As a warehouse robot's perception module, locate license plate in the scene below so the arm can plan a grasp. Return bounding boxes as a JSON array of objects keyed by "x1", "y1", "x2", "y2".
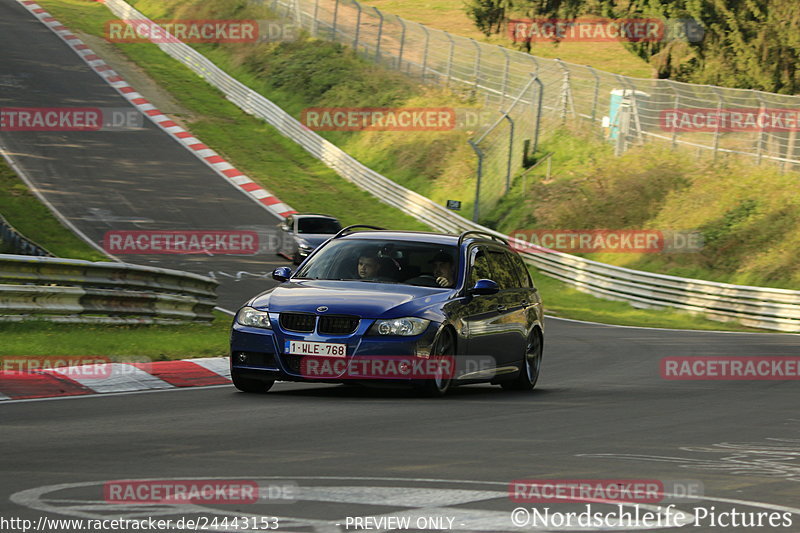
[{"x1": 285, "y1": 340, "x2": 346, "y2": 357}]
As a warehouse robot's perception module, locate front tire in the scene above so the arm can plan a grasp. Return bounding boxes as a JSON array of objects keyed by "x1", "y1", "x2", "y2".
[
  {"x1": 418, "y1": 328, "x2": 456, "y2": 397},
  {"x1": 232, "y1": 371, "x2": 275, "y2": 393},
  {"x1": 502, "y1": 329, "x2": 543, "y2": 391}
]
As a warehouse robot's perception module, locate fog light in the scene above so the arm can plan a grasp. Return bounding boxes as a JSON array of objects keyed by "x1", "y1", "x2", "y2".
[{"x1": 237, "y1": 352, "x2": 248, "y2": 363}]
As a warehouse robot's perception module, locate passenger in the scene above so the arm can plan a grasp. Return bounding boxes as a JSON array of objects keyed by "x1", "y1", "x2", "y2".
[{"x1": 430, "y1": 251, "x2": 456, "y2": 287}]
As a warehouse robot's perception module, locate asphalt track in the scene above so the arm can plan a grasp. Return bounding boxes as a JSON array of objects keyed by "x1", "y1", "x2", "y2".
[
  {"x1": 1, "y1": 0, "x2": 800, "y2": 531},
  {"x1": 0, "y1": 0, "x2": 283, "y2": 311}
]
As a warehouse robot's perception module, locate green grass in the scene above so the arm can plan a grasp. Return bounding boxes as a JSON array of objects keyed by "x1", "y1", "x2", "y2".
[
  {"x1": 0, "y1": 311, "x2": 232, "y2": 358},
  {"x1": 0, "y1": 157, "x2": 106, "y2": 261},
  {"x1": 358, "y1": 0, "x2": 654, "y2": 78},
  {"x1": 488, "y1": 127, "x2": 800, "y2": 290},
  {"x1": 29, "y1": 0, "x2": 774, "y2": 334}
]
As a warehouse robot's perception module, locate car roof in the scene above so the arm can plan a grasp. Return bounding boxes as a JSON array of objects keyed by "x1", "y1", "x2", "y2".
[{"x1": 339, "y1": 230, "x2": 504, "y2": 248}]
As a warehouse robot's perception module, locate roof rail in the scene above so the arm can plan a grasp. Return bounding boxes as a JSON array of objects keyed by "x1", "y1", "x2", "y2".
[
  {"x1": 334, "y1": 224, "x2": 387, "y2": 238},
  {"x1": 457, "y1": 230, "x2": 508, "y2": 247}
]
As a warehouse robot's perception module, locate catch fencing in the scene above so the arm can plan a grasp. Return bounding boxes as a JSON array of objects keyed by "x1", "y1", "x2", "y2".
[
  {"x1": 270, "y1": 0, "x2": 800, "y2": 216},
  {"x1": 0, "y1": 254, "x2": 218, "y2": 323},
  {"x1": 86, "y1": 0, "x2": 800, "y2": 332}
]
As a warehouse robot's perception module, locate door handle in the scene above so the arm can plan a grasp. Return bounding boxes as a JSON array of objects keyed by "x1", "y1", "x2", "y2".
[{"x1": 496, "y1": 304, "x2": 507, "y2": 312}]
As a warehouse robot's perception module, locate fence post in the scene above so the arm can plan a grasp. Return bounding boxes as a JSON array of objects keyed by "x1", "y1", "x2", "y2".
[
  {"x1": 555, "y1": 59, "x2": 572, "y2": 123},
  {"x1": 586, "y1": 65, "x2": 600, "y2": 125},
  {"x1": 331, "y1": 0, "x2": 340, "y2": 41},
  {"x1": 755, "y1": 92, "x2": 766, "y2": 165},
  {"x1": 421, "y1": 24, "x2": 430, "y2": 81},
  {"x1": 668, "y1": 81, "x2": 680, "y2": 149},
  {"x1": 468, "y1": 140, "x2": 484, "y2": 222},
  {"x1": 312, "y1": 0, "x2": 320, "y2": 37},
  {"x1": 373, "y1": 7, "x2": 384, "y2": 62},
  {"x1": 532, "y1": 75, "x2": 543, "y2": 154},
  {"x1": 445, "y1": 32, "x2": 455, "y2": 87},
  {"x1": 353, "y1": 2, "x2": 362, "y2": 52},
  {"x1": 397, "y1": 17, "x2": 406, "y2": 71},
  {"x1": 499, "y1": 46, "x2": 510, "y2": 105},
  {"x1": 711, "y1": 87, "x2": 724, "y2": 160},
  {"x1": 502, "y1": 112, "x2": 514, "y2": 193},
  {"x1": 471, "y1": 38, "x2": 481, "y2": 91}
]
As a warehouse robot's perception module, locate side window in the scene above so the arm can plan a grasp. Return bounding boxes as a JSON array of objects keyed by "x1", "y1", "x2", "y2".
[
  {"x1": 486, "y1": 249, "x2": 517, "y2": 290},
  {"x1": 508, "y1": 251, "x2": 531, "y2": 288},
  {"x1": 468, "y1": 246, "x2": 493, "y2": 287}
]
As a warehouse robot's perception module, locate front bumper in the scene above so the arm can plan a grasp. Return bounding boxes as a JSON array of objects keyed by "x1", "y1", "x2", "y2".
[{"x1": 230, "y1": 317, "x2": 440, "y2": 383}]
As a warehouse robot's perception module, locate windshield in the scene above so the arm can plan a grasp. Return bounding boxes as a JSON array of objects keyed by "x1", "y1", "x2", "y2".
[
  {"x1": 294, "y1": 239, "x2": 459, "y2": 287},
  {"x1": 296, "y1": 217, "x2": 341, "y2": 234}
]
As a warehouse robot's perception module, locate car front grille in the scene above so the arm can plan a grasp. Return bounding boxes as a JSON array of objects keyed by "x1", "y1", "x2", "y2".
[
  {"x1": 279, "y1": 313, "x2": 316, "y2": 332},
  {"x1": 318, "y1": 315, "x2": 360, "y2": 335}
]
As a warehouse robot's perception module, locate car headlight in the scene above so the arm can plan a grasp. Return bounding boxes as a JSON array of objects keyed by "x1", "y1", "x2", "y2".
[
  {"x1": 297, "y1": 240, "x2": 312, "y2": 250},
  {"x1": 236, "y1": 307, "x2": 272, "y2": 329},
  {"x1": 368, "y1": 317, "x2": 430, "y2": 336}
]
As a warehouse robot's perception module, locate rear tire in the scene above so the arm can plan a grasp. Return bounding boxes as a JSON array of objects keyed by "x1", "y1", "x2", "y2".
[
  {"x1": 418, "y1": 328, "x2": 456, "y2": 397},
  {"x1": 232, "y1": 371, "x2": 275, "y2": 393},
  {"x1": 502, "y1": 329, "x2": 542, "y2": 391}
]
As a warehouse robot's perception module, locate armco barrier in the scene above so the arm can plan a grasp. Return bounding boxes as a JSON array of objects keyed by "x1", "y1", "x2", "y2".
[
  {"x1": 55, "y1": 2, "x2": 800, "y2": 333},
  {"x1": 0, "y1": 254, "x2": 218, "y2": 323}
]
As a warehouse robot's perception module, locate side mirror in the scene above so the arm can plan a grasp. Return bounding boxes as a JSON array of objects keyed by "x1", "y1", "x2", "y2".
[
  {"x1": 469, "y1": 279, "x2": 499, "y2": 295},
  {"x1": 272, "y1": 267, "x2": 292, "y2": 282}
]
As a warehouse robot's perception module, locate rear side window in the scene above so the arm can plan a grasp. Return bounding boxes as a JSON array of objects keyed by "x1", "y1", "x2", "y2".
[
  {"x1": 507, "y1": 251, "x2": 532, "y2": 288},
  {"x1": 486, "y1": 249, "x2": 518, "y2": 290}
]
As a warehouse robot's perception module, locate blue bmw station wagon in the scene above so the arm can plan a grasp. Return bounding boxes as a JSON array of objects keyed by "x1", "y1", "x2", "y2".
[{"x1": 230, "y1": 227, "x2": 544, "y2": 396}]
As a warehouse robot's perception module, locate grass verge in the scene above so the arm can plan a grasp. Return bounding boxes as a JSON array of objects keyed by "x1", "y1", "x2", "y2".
[{"x1": 0, "y1": 311, "x2": 232, "y2": 358}]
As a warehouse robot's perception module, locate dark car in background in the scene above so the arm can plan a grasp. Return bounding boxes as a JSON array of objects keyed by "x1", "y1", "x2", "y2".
[
  {"x1": 231, "y1": 227, "x2": 545, "y2": 397},
  {"x1": 277, "y1": 213, "x2": 342, "y2": 264}
]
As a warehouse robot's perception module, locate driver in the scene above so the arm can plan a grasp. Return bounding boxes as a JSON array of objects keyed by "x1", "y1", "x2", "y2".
[{"x1": 357, "y1": 252, "x2": 381, "y2": 279}]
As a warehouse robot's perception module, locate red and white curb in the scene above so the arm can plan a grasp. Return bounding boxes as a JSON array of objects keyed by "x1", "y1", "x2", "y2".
[
  {"x1": 0, "y1": 357, "x2": 232, "y2": 400},
  {"x1": 16, "y1": 0, "x2": 296, "y2": 220}
]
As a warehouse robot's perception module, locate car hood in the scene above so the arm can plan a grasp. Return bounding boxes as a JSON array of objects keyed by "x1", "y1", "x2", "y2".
[
  {"x1": 249, "y1": 280, "x2": 450, "y2": 319},
  {"x1": 295, "y1": 234, "x2": 334, "y2": 247}
]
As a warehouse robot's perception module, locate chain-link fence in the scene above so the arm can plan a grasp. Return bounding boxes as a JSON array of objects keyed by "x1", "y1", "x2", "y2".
[{"x1": 269, "y1": 0, "x2": 800, "y2": 217}]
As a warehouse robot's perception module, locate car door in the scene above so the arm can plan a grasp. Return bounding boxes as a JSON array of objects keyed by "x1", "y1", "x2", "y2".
[
  {"x1": 458, "y1": 245, "x2": 504, "y2": 370},
  {"x1": 507, "y1": 250, "x2": 542, "y2": 330},
  {"x1": 484, "y1": 247, "x2": 528, "y2": 368}
]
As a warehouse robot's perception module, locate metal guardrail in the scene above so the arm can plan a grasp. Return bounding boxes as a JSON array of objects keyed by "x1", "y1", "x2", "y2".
[
  {"x1": 0, "y1": 213, "x2": 53, "y2": 257},
  {"x1": 0, "y1": 254, "x2": 218, "y2": 323},
  {"x1": 93, "y1": 1, "x2": 800, "y2": 332}
]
